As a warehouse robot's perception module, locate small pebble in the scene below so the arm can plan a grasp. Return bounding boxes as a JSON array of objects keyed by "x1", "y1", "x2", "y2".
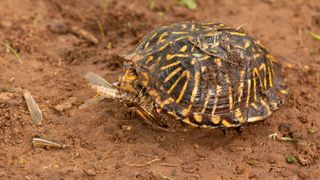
[
  {"x1": 84, "y1": 169, "x2": 96, "y2": 176},
  {"x1": 121, "y1": 125, "x2": 132, "y2": 131},
  {"x1": 114, "y1": 163, "x2": 121, "y2": 169},
  {"x1": 54, "y1": 97, "x2": 77, "y2": 112},
  {"x1": 48, "y1": 21, "x2": 68, "y2": 34}
]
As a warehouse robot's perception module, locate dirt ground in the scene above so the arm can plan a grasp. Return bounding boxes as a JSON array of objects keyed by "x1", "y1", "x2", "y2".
[{"x1": 0, "y1": 0, "x2": 320, "y2": 179}]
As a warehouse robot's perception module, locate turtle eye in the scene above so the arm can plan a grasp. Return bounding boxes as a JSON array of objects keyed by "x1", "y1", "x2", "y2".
[{"x1": 127, "y1": 69, "x2": 137, "y2": 77}]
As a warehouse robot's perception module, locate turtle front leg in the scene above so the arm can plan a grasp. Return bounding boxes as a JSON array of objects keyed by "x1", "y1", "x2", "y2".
[{"x1": 129, "y1": 106, "x2": 174, "y2": 132}]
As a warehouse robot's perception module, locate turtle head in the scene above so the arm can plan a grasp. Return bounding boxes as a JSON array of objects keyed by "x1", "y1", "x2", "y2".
[
  {"x1": 119, "y1": 61, "x2": 143, "y2": 96},
  {"x1": 266, "y1": 80, "x2": 288, "y2": 110},
  {"x1": 119, "y1": 68, "x2": 141, "y2": 95}
]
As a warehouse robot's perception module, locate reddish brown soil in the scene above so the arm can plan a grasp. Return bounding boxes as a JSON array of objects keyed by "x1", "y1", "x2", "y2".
[{"x1": 1, "y1": 0, "x2": 320, "y2": 179}]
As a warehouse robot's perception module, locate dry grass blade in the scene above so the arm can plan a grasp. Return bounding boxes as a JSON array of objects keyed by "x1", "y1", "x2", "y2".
[
  {"x1": 97, "y1": 20, "x2": 106, "y2": 41},
  {"x1": 23, "y1": 90, "x2": 43, "y2": 125},
  {"x1": 159, "y1": 163, "x2": 178, "y2": 167},
  {"x1": 85, "y1": 72, "x2": 114, "y2": 89},
  {"x1": 179, "y1": 0, "x2": 197, "y2": 10},
  {"x1": 125, "y1": 157, "x2": 160, "y2": 167},
  {"x1": 79, "y1": 94, "x2": 105, "y2": 109},
  {"x1": 70, "y1": 26, "x2": 99, "y2": 45},
  {"x1": 1, "y1": 41, "x2": 22, "y2": 63},
  {"x1": 310, "y1": 32, "x2": 320, "y2": 40}
]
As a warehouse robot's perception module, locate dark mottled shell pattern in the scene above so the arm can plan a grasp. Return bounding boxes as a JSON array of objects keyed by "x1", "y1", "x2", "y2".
[{"x1": 129, "y1": 22, "x2": 288, "y2": 128}]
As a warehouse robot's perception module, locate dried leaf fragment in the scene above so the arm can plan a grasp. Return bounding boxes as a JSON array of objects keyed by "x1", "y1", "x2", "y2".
[{"x1": 23, "y1": 90, "x2": 43, "y2": 125}]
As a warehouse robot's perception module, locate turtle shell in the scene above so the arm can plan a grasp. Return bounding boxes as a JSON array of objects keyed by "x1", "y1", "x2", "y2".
[{"x1": 129, "y1": 21, "x2": 288, "y2": 128}]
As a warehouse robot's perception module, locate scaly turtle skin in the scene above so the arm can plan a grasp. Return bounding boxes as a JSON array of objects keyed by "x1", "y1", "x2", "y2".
[{"x1": 92, "y1": 21, "x2": 288, "y2": 130}]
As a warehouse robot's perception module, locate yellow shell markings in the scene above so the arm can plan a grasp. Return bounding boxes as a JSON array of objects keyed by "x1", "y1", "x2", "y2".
[
  {"x1": 229, "y1": 31, "x2": 247, "y2": 37},
  {"x1": 222, "y1": 119, "x2": 232, "y2": 127},
  {"x1": 181, "y1": 24, "x2": 187, "y2": 29},
  {"x1": 253, "y1": 53, "x2": 262, "y2": 59},
  {"x1": 177, "y1": 72, "x2": 200, "y2": 104},
  {"x1": 171, "y1": 31, "x2": 189, "y2": 35},
  {"x1": 266, "y1": 54, "x2": 277, "y2": 63},
  {"x1": 144, "y1": 41, "x2": 150, "y2": 50},
  {"x1": 166, "y1": 53, "x2": 188, "y2": 60},
  {"x1": 148, "y1": 89, "x2": 159, "y2": 97},
  {"x1": 259, "y1": 63, "x2": 267, "y2": 90},
  {"x1": 255, "y1": 40, "x2": 267, "y2": 51},
  {"x1": 251, "y1": 103, "x2": 259, "y2": 110},
  {"x1": 247, "y1": 99, "x2": 271, "y2": 123},
  {"x1": 160, "y1": 61, "x2": 181, "y2": 71},
  {"x1": 253, "y1": 68, "x2": 263, "y2": 90},
  {"x1": 267, "y1": 65, "x2": 273, "y2": 87},
  {"x1": 159, "y1": 97, "x2": 175, "y2": 109},
  {"x1": 234, "y1": 45, "x2": 246, "y2": 50},
  {"x1": 237, "y1": 70, "x2": 245, "y2": 102},
  {"x1": 211, "y1": 115, "x2": 221, "y2": 125},
  {"x1": 211, "y1": 85, "x2": 222, "y2": 116},
  {"x1": 193, "y1": 113, "x2": 203, "y2": 123},
  {"x1": 201, "y1": 43, "x2": 209, "y2": 50},
  {"x1": 224, "y1": 74, "x2": 233, "y2": 111},
  {"x1": 260, "y1": 98, "x2": 272, "y2": 116},
  {"x1": 157, "y1": 32, "x2": 169, "y2": 43},
  {"x1": 154, "y1": 56, "x2": 162, "y2": 66},
  {"x1": 202, "y1": 26, "x2": 213, "y2": 31},
  {"x1": 201, "y1": 66, "x2": 207, "y2": 72},
  {"x1": 198, "y1": 55, "x2": 210, "y2": 61},
  {"x1": 182, "y1": 118, "x2": 198, "y2": 127},
  {"x1": 210, "y1": 85, "x2": 222, "y2": 124},
  {"x1": 191, "y1": 58, "x2": 196, "y2": 65},
  {"x1": 252, "y1": 72, "x2": 257, "y2": 101},
  {"x1": 179, "y1": 45, "x2": 188, "y2": 52},
  {"x1": 164, "y1": 67, "x2": 182, "y2": 83},
  {"x1": 142, "y1": 32, "x2": 158, "y2": 50},
  {"x1": 244, "y1": 40, "x2": 251, "y2": 49},
  {"x1": 205, "y1": 32, "x2": 221, "y2": 37},
  {"x1": 175, "y1": 71, "x2": 190, "y2": 103},
  {"x1": 140, "y1": 72, "x2": 150, "y2": 87},
  {"x1": 174, "y1": 35, "x2": 193, "y2": 42},
  {"x1": 214, "y1": 58, "x2": 222, "y2": 67},
  {"x1": 179, "y1": 71, "x2": 200, "y2": 116},
  {"x1": 191, "y1": 24, "x2": 196, "y2": 31},
  {"x1": 201, "y1": 89, "x2": 212, "y2": 113},
  {"x1": 159, "y1": 42, "x2": 170, "y2": 51},
  {"x1": 146, "y1": 56, "x2": 154, "y2": 63},
  {"x1": 149, "y1": 32, "x2": 158, "y2": 41},
  {"x1": 246, "y1": 79, "x2": 251, "y2": 107},
  {"x1": 189, "y1": 72, "x2": 200, "y2": 105},
  {"x1": 247, "y1": 115, "x2": 264, "y2": 123},
  {"x1": 234, "y1": 108, "x2": 244, "y2": 123},
  {"x1": 167, "y1": 70, "x2": 189, "y2": 94}
]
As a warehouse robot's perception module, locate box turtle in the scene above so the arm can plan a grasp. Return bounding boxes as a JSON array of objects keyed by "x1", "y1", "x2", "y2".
[{"x1": 87, "y1": 21, "x2": 288, "y2": 130}]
